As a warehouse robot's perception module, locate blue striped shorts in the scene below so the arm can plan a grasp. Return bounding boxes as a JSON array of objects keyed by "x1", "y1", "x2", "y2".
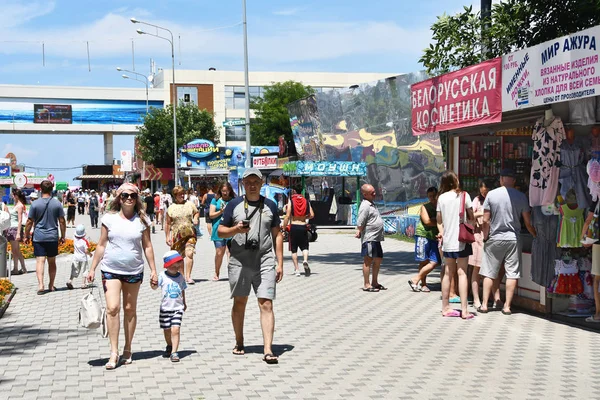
[{"x1": 159, "y1": 310, "x2": 183, "y2": 329}]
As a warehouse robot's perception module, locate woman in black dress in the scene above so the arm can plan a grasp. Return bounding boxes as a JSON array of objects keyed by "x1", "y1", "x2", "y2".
[{"x1": 67, "y1": 192, "x2": 76, "y2": 227}]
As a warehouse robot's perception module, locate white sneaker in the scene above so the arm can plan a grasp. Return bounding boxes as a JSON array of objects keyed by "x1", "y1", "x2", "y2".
[{"x1": 295, "y1": 270, "x2": 301, "y2": 276}]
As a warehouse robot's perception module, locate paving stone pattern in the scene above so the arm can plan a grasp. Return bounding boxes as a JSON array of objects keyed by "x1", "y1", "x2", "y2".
[{"x1": 1, "y1": 216, "x2": 599, "y2": 399}]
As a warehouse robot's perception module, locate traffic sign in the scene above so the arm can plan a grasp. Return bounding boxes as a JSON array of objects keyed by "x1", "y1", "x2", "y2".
[{"x1": 222, "y1": 119, "x2": 246, "y2": 128}]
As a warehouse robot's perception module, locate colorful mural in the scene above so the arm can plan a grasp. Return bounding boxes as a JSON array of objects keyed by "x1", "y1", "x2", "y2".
[
  {"x1": 288, "y1": 72, "x2": 445, "y2": 206},
  {"x1": 0, "y1": 98, "x2": 164, "y2": 125}
]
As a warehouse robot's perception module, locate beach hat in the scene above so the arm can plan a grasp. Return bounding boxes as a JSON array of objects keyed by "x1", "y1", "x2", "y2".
[
  {"x1": 163, "y1": 250, "x2": 183, "y2": 268},
  {"x1": 30, "y1": 192, "x2": 38, "y2": 199},
  {"x1": 75, "y1": 224, "x2": 86, "y2": 238},
  {"x1": 242, "y1": 168, "x2": 263, "y2": 179}
]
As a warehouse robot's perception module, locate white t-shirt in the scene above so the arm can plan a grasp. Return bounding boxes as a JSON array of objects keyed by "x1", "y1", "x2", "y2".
[
  {"x1": 99, "y1": 212, "x2": 147, "y2": 275},
  {"x1": 73, "y1": 237, "x2": 90, "y2": 262},
  {"x1": 437, "y1": 190, "x2": 472, "y2": 252},
  {"x1": 158, "y1": 271, "x2": 187, "y2": 312}
]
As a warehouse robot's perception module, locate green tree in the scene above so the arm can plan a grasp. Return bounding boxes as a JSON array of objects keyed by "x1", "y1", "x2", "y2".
[
  {"x1": 420, "y1": 0, "x2": 600, "y2": 75},
  {"x1": 250, "y1": 81, "x2": 315, "y2": 146},
  {"x1": 137, "y1": 103, "x2": 220, "y2": 168}
]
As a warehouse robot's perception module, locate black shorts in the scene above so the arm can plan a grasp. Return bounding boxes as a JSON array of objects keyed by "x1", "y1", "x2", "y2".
[
  {"x1": 33, "y1": 241, "x2": 59, "y2": 258},
  {"x1": 361, "y1": 241, "x2": 384, "y2": 259},
  {"x1": 147, "y1": 212, "x2": 155, "y2": 222},
  {"x1": 67, "y1": 207, "x2": 76, "y2": 220},
  {"x1": 205, "y1": 213, "x2": 212, "y2": 223},
  {"x1": 289, "y1": 224, "x2": 309, "y2": 253}
]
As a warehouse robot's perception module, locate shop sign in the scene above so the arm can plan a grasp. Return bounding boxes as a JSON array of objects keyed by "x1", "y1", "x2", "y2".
[
  {"x1": 0, "y1": 166, "x2": 10, "y2": 177},
  {"x1": 411, "y1": 58, "x2": 502, "y2": 135},
  {"x1": 253, "y1": 155, "x2": 278, "y2": 169},
  {"x1": 0, "y1": 175, "x2": 50, "y2": 186},
  {"x1": 277, "y1": 157, "x2": 290, "y2": 168},
  {"x1": 120, "y1": 150, "x2": 132, "y2": 172},
  {"x1": 503, "y1": 25, "x2": 600, "y2": 111},
  {"x1": 284, "y1": 161, "x2": 367, "y2": 177},
  {"x1": 181, "y1": 139, "x2": 219, "y2": 159},
  {"x1": 0, "y1": 158, "x2": 11, "y2": 165}
]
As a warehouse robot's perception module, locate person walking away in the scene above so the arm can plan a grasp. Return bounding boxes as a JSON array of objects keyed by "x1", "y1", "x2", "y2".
[
  {"x1": 218, "y1": 168, "x2": 284, "y2": 364},
  {"x1": 24, "y1": 180, "x2": 66, "y2": 294},
  {"x1": 165, "y1": 186, "x2": 199, "y2": 284},
  {"x1": 101, "y1": 191, "x2": 108, "y2": 213},
  {"x1": 188, "y1": 190, "x2": 202, "y2": 237},
  {"x1": 88, "y1": 190, "x2": 100, "y2": 228},
  {"x1": 143, "y1": 189, "x2": 156, "y2": 234},
  {"x1": 151, "y1": 250, "x2": 187, "y2": 362},
  {"x1": 409, "y1": 187, "x2": 440, "y2": 293},
  {"x1": 356, "y1": 184, "x2": 387, "y2": 292},
  {"x1": 5, "y1": 189, "x2": 27, "y2": 275},
  {"x1": 154, "y1": 192, "x2": 162, "y2": 229},
  {"x1": 283, "y1": 188, "x2": 315, "y2": 277},
  {"x1": 210, "y1": 182, "x2": 236, "y2": 281},
  {"x1": 66, "y1": 224, "x2": 92, "y2": 289},
  {"x1": 202, "y1": 188, "x2": 216, "y2": 237},
  {"x1": 479, "y1": 169, "x2": 536, "y2": 315},
  {"x1": 436, "y1": 171, "x2": 475, "y2": 319},
  {"x1": 86, "y1": 183, "x2": 158, "y2": 369}
]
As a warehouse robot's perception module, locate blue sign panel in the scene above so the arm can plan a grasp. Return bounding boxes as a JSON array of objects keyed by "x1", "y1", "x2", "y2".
[{"x1": 0, "y1": 165, "x2": 11, "y2": 177}]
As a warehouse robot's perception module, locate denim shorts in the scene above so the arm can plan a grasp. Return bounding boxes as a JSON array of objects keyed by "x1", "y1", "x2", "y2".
[
  {"x1": 443, "y1": 244, "x2": 473, "y2": 260},
  {"x1": 101, "y1": 270, "x2": 144, "y2": 291},
  {"x1": 213, "y1": 239, "x2": 228, "y2": 248},
  {"x1": 33, "y1": 241, "x2": 59, "y2": 258}
]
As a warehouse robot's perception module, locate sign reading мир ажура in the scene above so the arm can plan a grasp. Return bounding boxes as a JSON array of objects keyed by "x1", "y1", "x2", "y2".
[
  {"x1": 411, "y1": 58, "x2": 502, "y2": 135},
  {"x1": 502, "y1": 25, "x2": 600, "y2": 110}
]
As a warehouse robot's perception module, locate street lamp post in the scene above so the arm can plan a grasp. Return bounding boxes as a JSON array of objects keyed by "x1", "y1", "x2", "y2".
[
  {"x1": 131, "y1": 17, "x2": 179, "y2": 184},
  {"x1": 117, "y1": 67, "x2": 149, "y2": 114},
  {"x1": 242, "y1": 0, "x2": 252, "y2": 168}
]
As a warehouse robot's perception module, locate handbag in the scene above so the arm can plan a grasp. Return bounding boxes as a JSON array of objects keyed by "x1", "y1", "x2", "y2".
[
  {"x1": 458, "y1": 191, "x2": 475, "y2": 244},
  {"x1": 79, "y1": 286, "x2": 108, "y2": 337}
]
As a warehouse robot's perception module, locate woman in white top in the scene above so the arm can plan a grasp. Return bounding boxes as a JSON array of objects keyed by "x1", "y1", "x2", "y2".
[
  {"x1": 6, "y1": 190, "x2": 27, "y2": 275},
  {"x1": 436, "y1": 171, "x2": 475, "y2": 320},
  {"x1": 87, "y1": 183, "x2": 158, "y2": 370}
]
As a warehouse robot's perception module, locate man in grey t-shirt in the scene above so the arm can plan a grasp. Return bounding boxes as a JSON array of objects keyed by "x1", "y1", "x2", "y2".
[
  {"x1": 218, "y1": 168, "x2": 283, "y2": 364},
  {"x1": 480, "y1": 169, "x2": 536, "y2": 315},
  {"x1": 356, "y1": 184, "x2": 386, "y2": 292},
  {"x1": 24, "y1": 180, "x2": 66, "y2": 294}
]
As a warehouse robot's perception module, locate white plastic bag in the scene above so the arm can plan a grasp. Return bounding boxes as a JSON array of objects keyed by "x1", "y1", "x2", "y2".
[
  {"x1": 0, "y1": 203, "x2": 10, "y2": 232},
  {"x1": 79, "y1": 288, "x2": 105, "y2": 333}
]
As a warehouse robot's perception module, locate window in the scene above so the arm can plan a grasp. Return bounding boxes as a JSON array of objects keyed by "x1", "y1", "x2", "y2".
[
  {"x1": 225, "y1": 125, "x2": 247, "y2": 142},
  {"x1": 177, "y1": 87, "x2": 198, "y2": 104},
  {"x1": 224, "y1": 85, "x2": 266, "y2": 109}
]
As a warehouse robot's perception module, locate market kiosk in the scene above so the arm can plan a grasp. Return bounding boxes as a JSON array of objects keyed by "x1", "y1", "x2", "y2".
[
  {"x1": 411, "y1": 25, "x2": 600, "y2": 323},
  {"x1": 282, "y1": 160, "x2": 367, "y2": 226}
]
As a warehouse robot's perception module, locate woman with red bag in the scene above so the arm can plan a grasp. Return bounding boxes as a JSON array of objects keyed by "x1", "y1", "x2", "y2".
[{"x1": 436, "y1": 171, "x2": 475, "y2": 320}]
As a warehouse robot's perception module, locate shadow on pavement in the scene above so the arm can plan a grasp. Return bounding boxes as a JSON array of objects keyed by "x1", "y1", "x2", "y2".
[
  {"x1": 88, "y1": 349, "x2": 199, "y2": 366},
  {"x1": 0, "y1": 325, "x2": 70, "y2": 356},
  {"x1": 242, "y1": 344, "x2": 294, "y2": 355},
  {"x1": 309, "y1": 250, "x2": 422, "y2": 276}
]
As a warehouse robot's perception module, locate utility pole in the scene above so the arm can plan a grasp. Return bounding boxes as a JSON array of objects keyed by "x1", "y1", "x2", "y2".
[{"x1": 242, "y1": 0, "x2": 252, "y2": 168}]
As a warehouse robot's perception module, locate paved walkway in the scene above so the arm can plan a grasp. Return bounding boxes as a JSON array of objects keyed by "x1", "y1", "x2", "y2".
[{"x1": 2, "y1": 214, "x2": 600, "y2": 399}]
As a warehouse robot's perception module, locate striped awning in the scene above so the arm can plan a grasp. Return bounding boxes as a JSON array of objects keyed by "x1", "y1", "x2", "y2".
[{"x1": 75, "y1": 175, "x2": 125, "y2": 180}]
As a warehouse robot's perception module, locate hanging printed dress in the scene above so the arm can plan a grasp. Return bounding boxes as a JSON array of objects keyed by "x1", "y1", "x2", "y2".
[{"x1": 529, "y1": 117, "x2": 566, "y2": 207}]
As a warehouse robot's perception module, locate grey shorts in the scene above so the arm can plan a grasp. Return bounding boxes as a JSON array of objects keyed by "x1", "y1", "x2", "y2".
[
  {"x1": 480, "y1": 240, "x2": 522, "y2": 279},
  {"x1": 228, "y1": 263, "x2": 276, "y2": 300}
]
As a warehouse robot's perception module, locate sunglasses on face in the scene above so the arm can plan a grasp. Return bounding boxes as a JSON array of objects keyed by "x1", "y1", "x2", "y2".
[{"x1": 120, "y1": 192, "x2": 138, "y2": 200}]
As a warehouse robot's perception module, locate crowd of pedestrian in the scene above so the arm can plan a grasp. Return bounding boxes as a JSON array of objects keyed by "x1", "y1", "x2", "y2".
[{"x1": 408, "y1": 168, "x2": 537, "y2": 319}]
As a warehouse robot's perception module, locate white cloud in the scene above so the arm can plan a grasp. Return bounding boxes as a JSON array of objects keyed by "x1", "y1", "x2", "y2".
[
  {"x1": 0, "y1": 1, "x2": 56, "y2": 28},
  {"x1": 2, "y1": 144, "x2": 39, "y2": 159},
  {"x1": 273, "y1": 7, "x2": 302, "y2": 16}
]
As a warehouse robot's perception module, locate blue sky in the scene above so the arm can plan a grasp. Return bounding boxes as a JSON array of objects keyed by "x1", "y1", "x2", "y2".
[{"x1": 0, "y1": 0, "x2": 492, "y2": 184}]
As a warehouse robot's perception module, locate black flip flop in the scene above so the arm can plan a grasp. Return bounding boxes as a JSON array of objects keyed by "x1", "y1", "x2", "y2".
[
  {"x1": 476, "y1": 306, "x2": 488, "y2": 314},
  {"x1": 263, "y1": 353, "x2": 279, "y2": 364},
  {"x1": 374, "y1": 284, "x2": 387, "y2": 291},
  {"x1": 362, "y1": 287, "x2": 379, "y2": 292},
  {"x1": 37, "y1": 289, "x2": 46, "y2": 295},
  {"x1": 502, "y1": 310, "x2": 512, "y2": 315},
  {"x1": 407, "y1": 280, "x2": 420, "y2": 292},
  {"x1": 232, "y1": 344, "x2": 245, "y2": 355}
]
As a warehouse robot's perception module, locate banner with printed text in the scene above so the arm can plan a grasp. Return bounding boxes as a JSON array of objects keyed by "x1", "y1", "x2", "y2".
[
  {"x1": 502, "y1": 25, "x2": 600, "y2": 111},
  {"x1": 411, "y1": 58, "x2": 502, "y2": 135}
]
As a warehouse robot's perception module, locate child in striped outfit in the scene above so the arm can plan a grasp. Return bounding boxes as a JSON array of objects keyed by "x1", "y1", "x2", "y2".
[{"x1": 152, "y1": 250, "x2": 187, "y2": 362}]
